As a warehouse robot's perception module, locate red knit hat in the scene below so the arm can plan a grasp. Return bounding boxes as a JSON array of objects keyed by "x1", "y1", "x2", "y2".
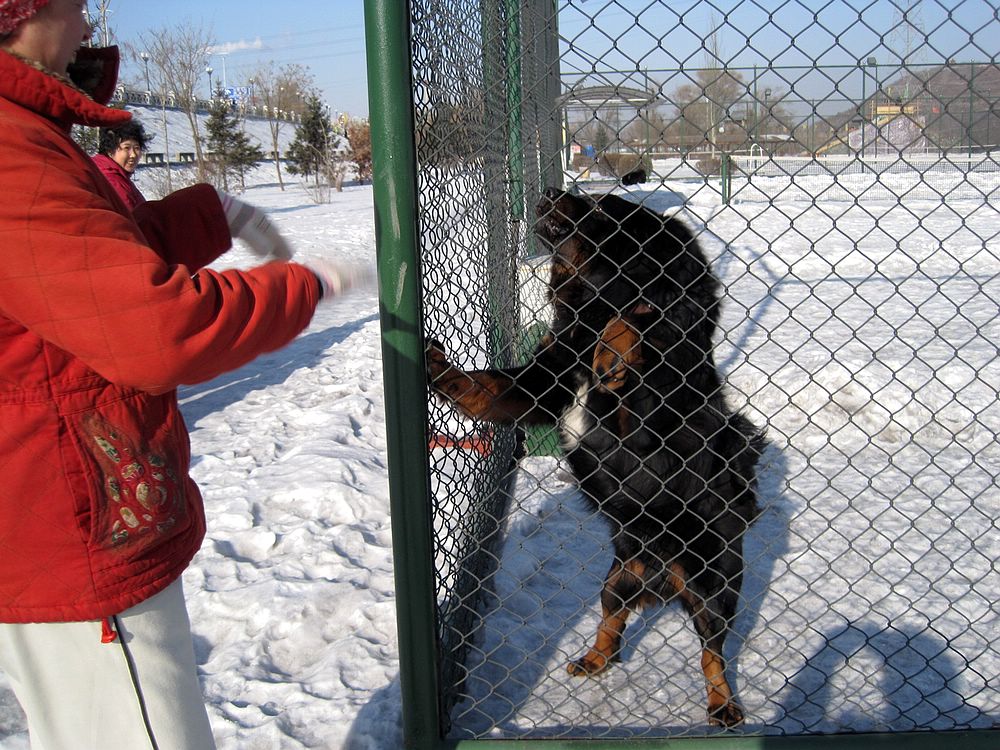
[{"x1": 0, "y1": 0, "x2": 50, "y2": 35}]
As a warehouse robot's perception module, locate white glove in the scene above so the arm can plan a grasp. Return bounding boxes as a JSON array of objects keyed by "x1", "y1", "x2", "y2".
[
  {"x1": 300, "y1": 258, "x2": 375, "y2": 301},
  {"x1": 216, "y1": 189, "x2": 293, "y2": 261}
]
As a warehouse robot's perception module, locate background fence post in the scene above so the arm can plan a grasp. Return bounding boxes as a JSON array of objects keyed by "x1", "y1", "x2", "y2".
[
  {"x1": 364, "y1": 2, "x2": 442, "y2": 748},
  {"x1": 721, "y1": 151, "x2": 732, "y2": 205}
]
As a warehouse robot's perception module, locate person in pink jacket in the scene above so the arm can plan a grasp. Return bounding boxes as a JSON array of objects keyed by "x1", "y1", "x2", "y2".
[
  {"x1": 0, "y1": 1, "x2": 359, "y2": 747},
  {"x1": 93, "y1": 119, "x2": 150, "y2": 210}
]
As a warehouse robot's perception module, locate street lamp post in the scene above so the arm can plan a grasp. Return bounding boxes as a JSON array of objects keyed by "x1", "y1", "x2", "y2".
[
  {"x1": 704, "y1": 95, "x2": 711, "y2": 154},
  {"x1": 860, "y1": 57, "x2": 877, "y2": 160},
  {"x1": 810, "y1": 100, "x2": 816, "y2": 155},
  {"x1": 161, "y1": 89, "x2": 173, "y2": 192},
  {"x1": 986, "y1": 89, "x2": 992, "y2": 153},
  {"x1": 140, "y1": 51, "x2": 151, "y2": 96},
  {"x1": 868, "y1": 57, "x2": 879, "y2": 157},
  {"x1": 206, "y1": 66, "x2": 214, "y2": 101},
  {"x1": 860, "y1": 62, "x2": 866, "y2": 158},
  {"x1": 968, "y1": 62, "x2": 977, "y2": 158}
]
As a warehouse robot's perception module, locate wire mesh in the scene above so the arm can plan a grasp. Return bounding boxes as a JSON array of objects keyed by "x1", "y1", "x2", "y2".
[{"x1": 409, "y1": 0, "x2": 1000, "y2": 741}]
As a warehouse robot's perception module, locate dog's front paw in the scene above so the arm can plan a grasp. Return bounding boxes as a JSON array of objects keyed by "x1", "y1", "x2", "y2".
[
  {"x1": 708, "y1": 700, "x2": 744, "y2": 728},
  {"x1": 425, "y1": 339, "x2": 453, "y2": 384},
  {"x1": 567, "y1": 648, "x2": 619, "y2": 677},
  {"x1": 425, "y1": 340, "x2": 475, "y2": 406}
]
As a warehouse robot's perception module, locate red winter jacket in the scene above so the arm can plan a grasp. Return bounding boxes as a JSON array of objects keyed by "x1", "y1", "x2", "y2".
[
  {"x1": 0, "y1": 47, "x2": 322, "y2": 623},
  {"x1": 92, "y1": 152, "x2": 146, "y2": 211}
]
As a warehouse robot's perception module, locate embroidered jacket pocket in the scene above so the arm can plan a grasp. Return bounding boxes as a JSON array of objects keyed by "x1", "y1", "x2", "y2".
[{"x1": 65, "y1": 404, "x2": 189, "y2": 555}]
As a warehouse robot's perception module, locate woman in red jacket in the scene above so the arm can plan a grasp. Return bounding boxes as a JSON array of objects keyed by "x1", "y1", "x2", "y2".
[
  {"x1": 93, "y1": 119, "x2": 150, "y2": 210},
  {"x1": 0, "y1": 1, "x2": 357, "y2": 748}
]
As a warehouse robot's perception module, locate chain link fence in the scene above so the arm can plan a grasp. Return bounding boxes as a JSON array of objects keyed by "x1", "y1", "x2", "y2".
[{"x1": 380, "y1": 0, "x2": 1000, "y2": 743}]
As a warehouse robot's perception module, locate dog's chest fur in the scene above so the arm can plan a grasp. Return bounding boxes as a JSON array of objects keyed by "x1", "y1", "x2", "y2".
[
  {"x1": 558, "y1": 373, "x2": 631, "y2": 456},
  {"x1": 558, "y1": 379, "x2": 593, "y2": 452}
]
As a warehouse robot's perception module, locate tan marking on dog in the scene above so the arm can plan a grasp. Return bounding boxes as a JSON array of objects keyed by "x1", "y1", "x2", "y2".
[
  {"x1": 568, "y1": 559, "x2": 647, "y2": 677},
  {"x1": 593, "y1": 317, "x2": 642, "y2": 392}
]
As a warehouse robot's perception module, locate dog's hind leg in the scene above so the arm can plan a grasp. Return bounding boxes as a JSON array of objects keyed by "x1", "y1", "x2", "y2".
[
  {"x1": 669, "y1": 562, "x2": 745, "y2": 728},
  {"x1": 568, "y1": 558, "x2": 646, "y2": 677}
]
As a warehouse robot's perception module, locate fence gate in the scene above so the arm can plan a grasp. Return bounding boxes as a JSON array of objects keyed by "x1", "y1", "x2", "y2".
[{"x1": 365, "y1": 0, "x2": 1000, "y2": 747}]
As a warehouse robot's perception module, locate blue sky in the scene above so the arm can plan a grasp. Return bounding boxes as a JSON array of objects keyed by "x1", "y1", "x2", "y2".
[
  {"x1": 107, "y1": 0, "x2": 369, "y2": 117},
  {"x1": 104, "y1": 0, "x2": 997, "y2": 120},
  {"x1": 558, "y1": 0, "x2": 998, "y2": 114}
]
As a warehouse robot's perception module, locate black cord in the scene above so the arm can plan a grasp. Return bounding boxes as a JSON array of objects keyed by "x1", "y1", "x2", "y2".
[{"x1": 112, "y1": 615, "x2": 160, "y2": 750}]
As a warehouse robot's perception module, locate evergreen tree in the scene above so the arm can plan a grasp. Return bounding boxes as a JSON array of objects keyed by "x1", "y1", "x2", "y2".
[
  {"x1": 592, "y1": 122, "x2": 611, "y2": 154},
  {"x1": 72, "y1": 125, "x2": 100, "y2": 155},
  {"x1": 286, "y1": 95, "x2": 334, "y2": 184},
  {"x1": 205, "y1": 99, "x2": 264, "y2": 191}
]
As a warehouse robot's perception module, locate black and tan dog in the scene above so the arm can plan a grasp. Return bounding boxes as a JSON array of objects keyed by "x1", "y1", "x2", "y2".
[{"x1": 427, "y1": 187, "x2": 765, "y2": 727}]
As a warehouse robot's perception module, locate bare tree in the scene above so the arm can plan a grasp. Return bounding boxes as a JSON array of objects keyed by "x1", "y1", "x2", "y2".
[
  {"x1": 84, "y1": 1, "x2": 114, "y2": 47},
  {"x1": 132, "y1": 22, "x2": 216, "y2": 181},
  {"x1": 250, "y1": 62, "x2": 313, "y2": 190},
  {"x1": 302, "y1": 131, "x2": 349, "y2": 204},
  {"x1": 621, "y1": 109, "x2": 669, "y2": 150},
  {"x1": 673, "y1": 68, "x2": 746, "y2": 150}
]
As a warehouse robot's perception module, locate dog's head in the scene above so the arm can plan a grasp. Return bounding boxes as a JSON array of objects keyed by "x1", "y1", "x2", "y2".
[
  {"x1": 535, "y1": 188, "x2": 592, "y2": 245},
  {"x1": 534, "y1": 188, "x2": 672, "y2": 312},
  {"x1": 534, "y1": 188, "x2": 637, "y2": 247},
  {"x1": 534, "y1": 187, "x2": 677, "y2": 264},
  {"x1": 534, "y1": 187, "x2": 718, "y2": 330}
]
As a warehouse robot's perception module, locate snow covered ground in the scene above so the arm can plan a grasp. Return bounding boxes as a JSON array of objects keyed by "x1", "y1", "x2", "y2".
[{"x1": 0, "y1": 163, "x2": 997, "y2": 748}]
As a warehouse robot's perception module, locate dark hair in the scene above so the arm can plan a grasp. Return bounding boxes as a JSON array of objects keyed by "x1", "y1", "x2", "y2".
[{"x1": 98, "y1": 120, "x2": 152, "y2": 156}]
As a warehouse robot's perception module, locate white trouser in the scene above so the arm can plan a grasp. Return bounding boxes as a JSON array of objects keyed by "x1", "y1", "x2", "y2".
[{"x1": 0, "y1": 578, "x2": 215, "y2": 750}]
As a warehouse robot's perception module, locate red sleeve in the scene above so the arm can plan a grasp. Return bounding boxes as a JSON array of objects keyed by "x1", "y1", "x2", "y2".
[
  {"x1": 132, "y1": 184, "x2": 232, "y2": 270},
  {"x1": 0, "y1": 134, "x2": 321, "y2": 394}
]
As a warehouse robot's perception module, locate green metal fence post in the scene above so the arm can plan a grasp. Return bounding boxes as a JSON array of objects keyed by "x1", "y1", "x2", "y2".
[{"x1": 364, "y1": 2, "x2": 441, "y2": 748}]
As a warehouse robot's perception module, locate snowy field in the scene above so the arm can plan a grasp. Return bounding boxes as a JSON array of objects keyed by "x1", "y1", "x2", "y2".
[
  {"x1": 0, "y1": 163, "x2": 998, "y2": 748},
  {"x1": 427, "y1": 168, "x2": 1000, "y2": 739}
]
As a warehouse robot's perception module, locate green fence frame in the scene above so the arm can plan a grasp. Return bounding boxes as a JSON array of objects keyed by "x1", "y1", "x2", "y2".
[
  {"x1": 365, "y1": 2, "x2": 999, "y2": 748},
  {"x1": 365, "y1": 2, "x2": 441, "y2": 745}
]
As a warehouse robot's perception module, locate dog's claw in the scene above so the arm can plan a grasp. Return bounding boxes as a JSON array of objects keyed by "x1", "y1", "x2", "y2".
[
  {"x1": 425, "y1": 339, "x2": 452, "y2": 383},
  {"x1": 567, "y1": 650, "x2": 618, "y2": 677},
  {"x1": 708, "y1": 701, "x2": 744, "y2": 728}
]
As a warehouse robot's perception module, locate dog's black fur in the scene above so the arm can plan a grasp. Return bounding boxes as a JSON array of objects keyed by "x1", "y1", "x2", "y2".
[{"x1": 427, "y1": 188, "x2": 765, "y2": 727}]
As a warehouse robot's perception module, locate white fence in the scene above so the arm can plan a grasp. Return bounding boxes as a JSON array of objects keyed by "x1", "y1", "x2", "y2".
[{"x1": 728, "y1": 154, "x2": 1000, "y2": 204}]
